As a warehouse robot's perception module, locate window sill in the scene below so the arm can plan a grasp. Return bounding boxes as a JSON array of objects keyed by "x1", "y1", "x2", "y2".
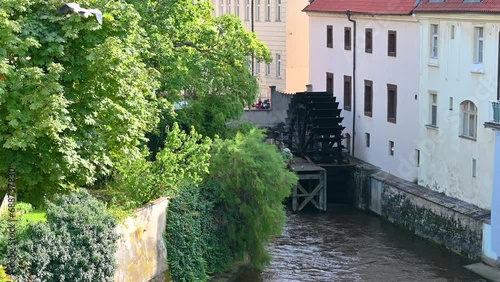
[
  {"x1": 458, "y1": 135, "x2": 477, "y2": 141},
  {"x1": 470, "y1": 63, "x2": 484, "y2": 74},
  {"x1": 428, "y1": 59, "x2": 439, "y2": 67},
  {"x1": 425, "y1": 124, "x2": 438, "y2": 129}
]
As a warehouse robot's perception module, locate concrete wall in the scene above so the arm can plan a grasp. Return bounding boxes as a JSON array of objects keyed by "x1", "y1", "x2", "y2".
[
  {"x1": 354, "y1": 164, "x2": 490, "y2": 260},
  {"x1": 240, "y1": 87, "x2": 293, "y2": 127},
  {"x1": 114, "y1": 197, "x2": 170, "y2": 282},
  {"x1": 307, "y1": 13, "x2": 420, "y2": 183},
  {"x1": 416, "y1": 14, "x2": 498, "y2": 210}
]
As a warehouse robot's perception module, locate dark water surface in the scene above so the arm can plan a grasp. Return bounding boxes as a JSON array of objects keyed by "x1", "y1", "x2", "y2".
[{"x1": 235, "y1": 207, "x2": 487, "y2": 282}]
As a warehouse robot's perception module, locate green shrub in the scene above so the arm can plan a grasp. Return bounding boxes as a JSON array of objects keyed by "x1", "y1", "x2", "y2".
[
  {"x1": 8, "y1": 190, "x2": 119, "y2": 282},
  {"x1": 165, "y1": 184, "x2": 209, "y2": 282},
  {"x1": 209, "y1": 128, "x2": 298, "y2": 269},
  {"x1": 164, "y1": 181, "x2": 233, "y2": 282}
]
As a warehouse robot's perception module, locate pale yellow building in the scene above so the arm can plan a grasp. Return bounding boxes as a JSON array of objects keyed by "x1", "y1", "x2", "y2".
[{"x1": 212, "y1": 0, "x2": 309, "y2": 99}]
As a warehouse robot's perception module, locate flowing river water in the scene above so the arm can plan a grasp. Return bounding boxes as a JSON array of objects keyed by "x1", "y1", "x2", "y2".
[{"x1": 233, "y1": 207, "x2": 488, "y2": 282}]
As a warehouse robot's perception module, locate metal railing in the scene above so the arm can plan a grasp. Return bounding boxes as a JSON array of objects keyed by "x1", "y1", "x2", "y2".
[{"x1": 490, "y1": 100, "x2": 500, "y2": 123}]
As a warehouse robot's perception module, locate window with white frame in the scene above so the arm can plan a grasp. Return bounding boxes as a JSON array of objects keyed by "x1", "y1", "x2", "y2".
[
  {"x1": 227, "y1": 0, "x2": 231, "y2": 14},
  {"x1": 256, "y1": 61, "x2": 261, "y2": 74},
  {"x1": 460, "y1": 100, "x2": 477, "y2": 139},
  {"x1": 256, "y1": 0, "x2": 261, "y2": 21},
  {"x1": 266, "y1": 0, "x2": 271, "y2": 21},
  {"x1": 276, "y1": 0, "x2": 281, "y2": 21},
  {"x1": 429, "y1": 92, "x2": 438, "y2": 126},
  {"x1": 276, "y1": 54, "x2": 281, "y2": 77},
  {"x1": 431, "y1": 24, "x2": 439, "y2": 59},
  {"x1": 245, "y1": 0, "x2": 250, "y2": 20},
  {"x1": 220, "y1": 0, "x2": 224, "y2": 15},
  {"x1": 265, "y1": 63, "x2": 271, "y2": 76},
  {"x1": 474, "y1": 27, "x2": 484, "y2": 64},
  {"x1": 236, "y1": 0, "x2": 240, "y2": 16}
]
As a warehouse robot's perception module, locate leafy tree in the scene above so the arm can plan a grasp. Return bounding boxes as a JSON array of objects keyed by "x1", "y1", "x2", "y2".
[
  {"x1": 110, "y1": 123, "x2": 212, "y2": 209},
  {"x1": 208, "y1": 128, "x2": 298, "y2": 269},
  {"x1": 128, "y1": 0, "x2": 272, "y2": 138},
  {"x1": 0, "y1": 0, "x2": 162, "y2": 202}
]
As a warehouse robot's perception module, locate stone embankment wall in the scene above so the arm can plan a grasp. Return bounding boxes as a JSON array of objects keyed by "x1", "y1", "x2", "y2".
[
  {"x1": 114, "y1": 197, "x2": 170, "y2": 282},
  {"x1": 353, "y1": 162, "x2": 490, "y2": 260}
]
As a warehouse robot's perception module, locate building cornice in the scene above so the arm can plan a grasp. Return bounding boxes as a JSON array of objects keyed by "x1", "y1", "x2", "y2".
[
  {"x1": 305, "y1": 11, "x2": 419, "y2": 23},
  {"x1": 415, "y1": 12, "x2": 500, "y2": 22}
]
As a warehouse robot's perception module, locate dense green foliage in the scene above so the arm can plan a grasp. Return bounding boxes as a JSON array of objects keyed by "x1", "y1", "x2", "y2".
[
  {"x1": 129, "y1": 0, "x2": 271, "y2": 139},
  {"x1": 110, "y1": 123, "x2": 212, "y2": 209},
  {"x1": 5, "y1": 190, "x2": 118, "y2": 282},
  {"x1": 165, "y1": 129, "x2": 298, "y2": 281},
  {"x1": 209, "y1": 129, "x2": 298, "y2": 269},
  {"x1": 164, "y1": 182, "x2": 233, "y2": 282},
  {"x1": 0, "y1": 0, "x2": 162, "y2": 202}
]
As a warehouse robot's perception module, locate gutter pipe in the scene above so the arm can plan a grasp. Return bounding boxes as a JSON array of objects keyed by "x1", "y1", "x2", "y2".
[{"x1": 346, "y1": 10, "x2": 356, "y2": 158}]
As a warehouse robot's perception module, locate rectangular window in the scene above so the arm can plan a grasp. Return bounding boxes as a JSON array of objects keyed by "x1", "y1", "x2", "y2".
[
  {"x1": 429, "y1": 92, "x2": 437, "y2": 126},
  {"x1": 474, "y1": 27, "x2": 484, "y2": 64},
  {"x1": 364, "y1": 80, "x2": 373, "y2": 117},
  {"x1": 327, "y1": 25, "x2": 333, "y2": 48},
  {"x1": 365, "y1": 28, "x2": 372, "y2": 53},
  {"x1": 266, "y1": 0, "x2": 271, "y2": 21},
  {"x1": 449, "y1": 97, "x2": 453, "y2": 111},
  {"x1": 344, "y1": 75, "x2": 352, "y2": 111},
  {"x1": 265, "y1": 63, "x2": 271, "y2": 76},
  {"x1": 276, "y1": 54, "x2": 281, "y2": 77},
  {"x1": 220, "y1": 0, "x2": 224, "y2": 15},
  {"x1": 365, "y1": 133, "x2": 371, "y2": 147},
  {"x1": 387, "y1": 84, "x2": 397, "y2": 123},
  {"x1": 388, "y1": 30, "x2": 397, "y2": 57},
  {"x1": 227, "y1": 0, "x2": 232, "y2": 14},
  {"x1": 276, "y1": 0, "x2": 281, "y2": 21},
  {"x1": 236, "y1": 0, "x2": 240, "y2": 16},
  {"x1": 431, "y1": 24, "x2": 439, "y2": 59},
  {"x1": 344, "y1": 27, "x2": 351, "y2": 50},
  {"x1": 256, "y1": 0, "x2": 260, "y2": 21},
  {"x1": 389, "y1": 141, "x2": 395, "y2": 156},
  {"x1": 245, "y1": 0, "x2": 250, "y2": 20},
  {"x1": 326, "y1": 73, "x2": 334, "y2": 94},
  {"x1": 472, "y1": 158, "x2": 477, "y2": 178},
  {"x1": 415, "y1": 149, "x2": 420, "y2": 167},
  {"x1": 256, "y1": 62, "x2": 260, "y2": 74}
]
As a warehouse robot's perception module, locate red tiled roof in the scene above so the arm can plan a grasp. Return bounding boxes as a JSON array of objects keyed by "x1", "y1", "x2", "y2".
[
  {"x1": 415, "y1": 0, "x2": 500, "y2": 13},
  {"x1": 303, "y1": 0, "x2": 418, "y2": 15}
]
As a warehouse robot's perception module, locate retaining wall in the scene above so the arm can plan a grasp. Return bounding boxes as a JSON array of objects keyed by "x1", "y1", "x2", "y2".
[
  {"x1": 114, "y1": 197, "x2": 170, "y2": 282},
  {"x1": 353, "y1": 164, "x2": 490, "y2": 260}
]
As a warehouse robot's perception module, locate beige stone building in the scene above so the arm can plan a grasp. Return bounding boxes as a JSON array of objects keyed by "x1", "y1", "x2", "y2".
[{"x1": 212, "y1": 0, "x2": 309, "y2": 100}]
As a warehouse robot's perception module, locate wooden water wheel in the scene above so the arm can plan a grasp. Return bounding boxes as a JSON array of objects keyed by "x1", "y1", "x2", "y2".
[{"x1": 285, "y1": 92, "x2": 346, "y2": 164}]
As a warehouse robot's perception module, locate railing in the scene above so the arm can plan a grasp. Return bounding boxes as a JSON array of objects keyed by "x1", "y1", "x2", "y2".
[{"x1": 490, "y1": 100, "x2": 500, "y2": 123}]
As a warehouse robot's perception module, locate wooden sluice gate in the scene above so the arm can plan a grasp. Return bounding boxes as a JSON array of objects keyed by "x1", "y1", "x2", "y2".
[{"x1": 290, "y1": 162, "x2": 327, "y2": 212}]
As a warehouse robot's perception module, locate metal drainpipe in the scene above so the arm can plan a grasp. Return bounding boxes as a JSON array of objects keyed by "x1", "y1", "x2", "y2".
[
  {"x1": 497, "y1": 31, "x2": 500, "y2": 100},
  {"x1": 347, "y1": 10, "x2": 356, "y2": 158},
  {"x1": 251, "y1": 0, "x2": 255, "y2": 75}
]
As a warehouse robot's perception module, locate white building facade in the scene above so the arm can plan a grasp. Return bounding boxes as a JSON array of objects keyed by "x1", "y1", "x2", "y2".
[
  {"x1": 415, "y1": 11, "x2": 497, "y2": 211},
  {"x1": 305, "y1": 1, "x2": 420, "y2": 182},
  {"x1": 415, "y1": 1, "x2": 500, "y2": 264}
]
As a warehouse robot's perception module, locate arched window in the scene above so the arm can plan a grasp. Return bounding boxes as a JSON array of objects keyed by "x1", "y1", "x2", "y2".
[{"x1": 460, "y1": 100, "x2": 477, "y2": 139}]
